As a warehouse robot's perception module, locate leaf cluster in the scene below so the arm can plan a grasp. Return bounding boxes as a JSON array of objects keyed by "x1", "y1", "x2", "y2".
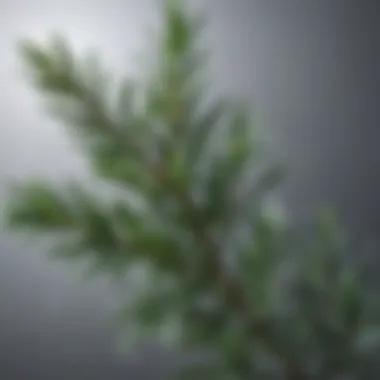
[{"x1": 5, "y1": 1, "x2": 379, "y2": 379}]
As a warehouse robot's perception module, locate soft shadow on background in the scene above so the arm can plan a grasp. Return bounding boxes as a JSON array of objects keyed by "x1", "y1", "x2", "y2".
[{"x1": 0, "y1": 0, "x2": 379, "y2": 379}]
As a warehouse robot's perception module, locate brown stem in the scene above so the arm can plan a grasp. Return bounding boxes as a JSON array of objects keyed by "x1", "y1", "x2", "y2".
[
  {"x1": 78, "y1": 94, "x2": 308, "y2": 378},
  {"x1": 154, "y1": 166, "x2": 308, "y2": 380}
]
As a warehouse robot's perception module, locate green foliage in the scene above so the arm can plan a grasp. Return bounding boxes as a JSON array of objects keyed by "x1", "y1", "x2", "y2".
[{"x1": 5, "y1": 0, "x2": 379, "y2": 379}]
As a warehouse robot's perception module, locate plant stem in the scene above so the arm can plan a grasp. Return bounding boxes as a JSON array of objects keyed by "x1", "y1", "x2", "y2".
[{"x1": 155, "y1": 166, "x2": 308, "y2": 380}]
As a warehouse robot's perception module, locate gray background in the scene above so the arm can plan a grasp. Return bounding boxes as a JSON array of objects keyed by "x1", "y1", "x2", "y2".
[{"x1": 0, "y1": 0, "x2": 379, "y2": 378}]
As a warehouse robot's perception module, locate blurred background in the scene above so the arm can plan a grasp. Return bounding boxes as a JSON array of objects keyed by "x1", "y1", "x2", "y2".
[{"x1": 0, "y1": 0, "x2": 379, "y2": 378}]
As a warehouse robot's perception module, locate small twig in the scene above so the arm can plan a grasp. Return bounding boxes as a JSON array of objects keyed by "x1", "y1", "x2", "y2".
[{"x1": 154, "y1": 165, "x2": 308, "y2": 380}]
